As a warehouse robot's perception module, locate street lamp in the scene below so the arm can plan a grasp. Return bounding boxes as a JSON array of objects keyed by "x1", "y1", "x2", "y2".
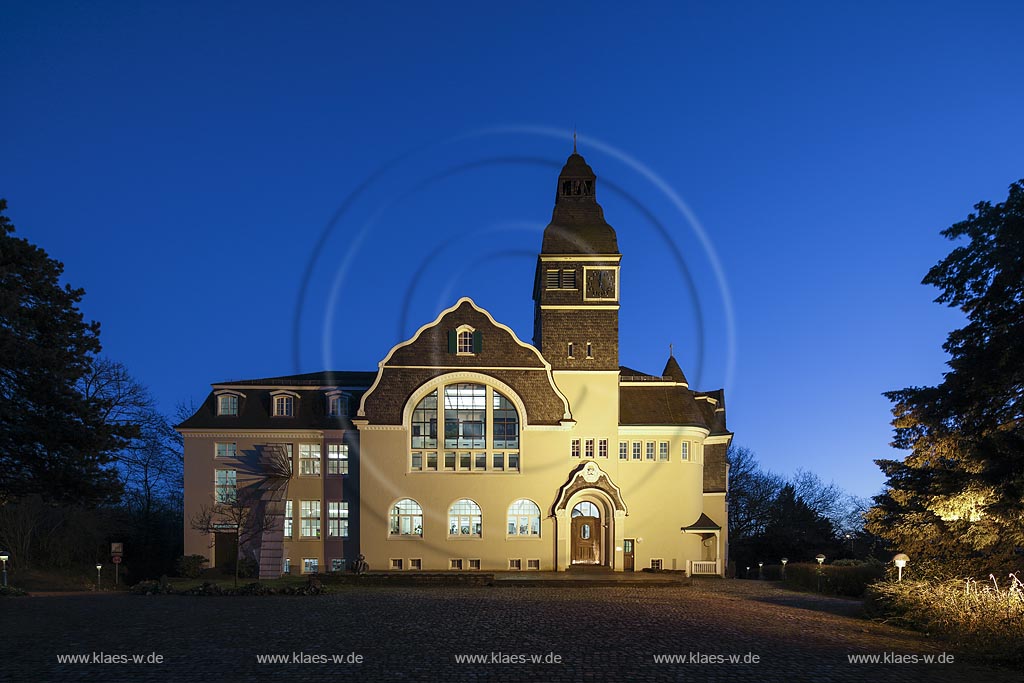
[
  {"x1": 0, "y1": 551, "x2": 8, "y2": 587},
  {"x1": 758, "y1": 562, "x2": 764, "y2": 580},
  {"x1": 95, "y1": 563, "x2": 102, "y2": 591},
  {"x1": 845, "y1": 533, "x2": 853, "y2": 556},
  {"x1": 780, "y1": 557, "x2": 788, "y2": 579},
  {"x1": 893, "y1": 553, "x2": 909, "y2": 582},
  {"x1": 815, "y1": 554, "x2": 826, "y2": 593}
]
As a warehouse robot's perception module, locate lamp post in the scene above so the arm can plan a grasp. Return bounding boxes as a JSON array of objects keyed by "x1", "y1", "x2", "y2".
[
  {"x1": 893, "y1": 553, "x2": 909, "y2": 582},
  {"x1": 758, "y1": 562, "x2": 763, "y2": 580},
  {"x1": 745, "y1": 566, "x2": 750, "y2": 579},
  {"x1": 780, "y1": 557, "x2": 788, "y2": 579},
  {"x1": 845, "y1": 533, "x2": 853, "y2": 557},
  {"x1": 0, "y1": 551, "x2": 9, "y2": 587},
  {"x1": 95, "y1": 563, "x2": 102, "y2": 591},
  {"x1": 815, "y1": 554, "x2": 826, "y2": 593}
]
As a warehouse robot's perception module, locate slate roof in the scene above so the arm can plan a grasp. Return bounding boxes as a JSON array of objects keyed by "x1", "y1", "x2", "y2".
[
  {"x1": 681, "y1": 513, "x2": 722, "y2": 531},
  {"x1": 619, "y1": 384, "x2": 711, "y2": 429},
  {"x1": 662, "y1": 355, "x2": 688, "y2": 384},
  {"x1": 177, "y1": 370, "x2": 376, "y2": 430}
]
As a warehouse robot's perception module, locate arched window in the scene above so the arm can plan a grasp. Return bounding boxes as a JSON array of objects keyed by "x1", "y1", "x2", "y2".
[
  {"x1": 448, "y1": 499, "x2": 481, "y2": 537},
  {"x1": 409, "y1": 381, "x2": 521, "y2": 473},
  {"x1": 411, "y1": 390, "x2": 438, "y2": 448},
  {"x1": 493, "y1": 391, "x2": 519, "y2": 449},
  {"x1": 571, "y1": 501, "x2": 600, "y2": 518},
  {"x1": 390, "y1": 498, "x2": 423, "y2": 536},
  {"x1": 507, "y1": 499, "x2": 540, "y2": 536}
]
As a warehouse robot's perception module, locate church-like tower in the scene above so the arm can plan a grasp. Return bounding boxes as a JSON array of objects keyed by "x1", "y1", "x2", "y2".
[{"x1": 532, "y1": 150, "x2": 622, "y2": 371}]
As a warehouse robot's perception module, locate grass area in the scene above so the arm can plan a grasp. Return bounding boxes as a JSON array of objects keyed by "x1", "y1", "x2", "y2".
[{"x1": 865, "y1": 573, "x2": 1024, "y2": 665}]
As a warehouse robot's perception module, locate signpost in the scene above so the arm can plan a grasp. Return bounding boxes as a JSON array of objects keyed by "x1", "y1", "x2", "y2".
[{"x1": 111, "y1": 543, "x2": 123, "y2": 586}]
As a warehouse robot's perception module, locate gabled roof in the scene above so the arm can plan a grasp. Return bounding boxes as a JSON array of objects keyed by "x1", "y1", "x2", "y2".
[
  {"x1": 214, "y1": 370, "x2": 377, "y2": 387},
  {"x1": 619, "y1": 385, "x2": 709, "y2": 428}
]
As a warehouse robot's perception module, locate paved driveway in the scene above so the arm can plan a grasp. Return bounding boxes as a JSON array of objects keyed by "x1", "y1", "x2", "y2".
[{"x1": 1, "y1": 579, "x2": 1016, "y2": 682}]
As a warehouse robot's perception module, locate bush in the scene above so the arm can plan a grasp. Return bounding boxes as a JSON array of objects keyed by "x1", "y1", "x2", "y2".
[
  {"x1": 174, "y1": 555, "x2": 208, "y2": 579},
  {"x1": 0, "y1": 585, "x2": 28, "y2": 597},
  {"x1": 236, "y1": 557, "x2": 259, "y2": 579},
  {"x1": 782, "y1": 562, "x2": 884, "y2": 597},
  {"x1": 131, "y1": 579, "x2": 175, "y2": 595},
  {"x1": 865, "y1": 573, "x2": 1024, "y2": 664}
]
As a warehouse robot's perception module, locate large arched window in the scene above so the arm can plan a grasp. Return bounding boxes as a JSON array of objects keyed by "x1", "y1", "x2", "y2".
[
  {"x1": 390, "y1": 498, "x2": 423, "y2": 537},
  {"x1": 507, "y1": 499, "x2": 540, "y2": 536},
  {"x1": 409, "y1": 382, "x2": 521, "y2": 473},
  {"x1": 571, "y1": 501, "x2": 601, "y2": 518},
  {"x1": 448, "y1": 499, "x2": 482, "y2": 537}
]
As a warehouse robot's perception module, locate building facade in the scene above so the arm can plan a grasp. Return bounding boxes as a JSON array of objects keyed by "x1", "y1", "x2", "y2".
[{"x1": 180, "y1": 150, "x2": 731, "y2": 577}]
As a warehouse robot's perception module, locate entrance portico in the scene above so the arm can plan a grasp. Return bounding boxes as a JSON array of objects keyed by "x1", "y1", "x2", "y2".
[{"x1": 552, "y1": 462, "x2": 627, "y2": 571}]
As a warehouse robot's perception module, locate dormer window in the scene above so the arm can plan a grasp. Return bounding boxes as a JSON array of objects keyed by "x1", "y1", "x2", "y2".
[
  {"x1": 270, "y1": 391, "x2": 300, "y2": 417},
  {"x1": 448, "y1": 324, "x2": 481, "y2": 355},
  {"x1": 215, "y1": 391, "x2": 244, "y2": 416},
  {"x1": 327, "y1": 392, "x2": 349, "y2": 417}
]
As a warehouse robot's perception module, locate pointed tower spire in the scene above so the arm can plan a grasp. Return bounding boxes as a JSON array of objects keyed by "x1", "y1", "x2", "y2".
[{"x1": 663, "y1": 353, "x2": 689, "y2": 385}]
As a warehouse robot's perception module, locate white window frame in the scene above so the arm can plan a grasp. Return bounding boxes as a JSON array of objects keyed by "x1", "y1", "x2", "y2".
[
  {"x1": 632, "y1": 442, "x2": 642, "y2": 460},
  {"x1": 659, "y1": 441, "x2": 670, "y2": 461},
  {"x1": 216, "y1": 392, "x2": 242, "y2": 416},
  {"x1": 468, "y1": 558, "x2": 481, "y2": 570},
  {"x1": 455, "y1": 324, "x2": 476, "y2": 356},
  {"x1": 299, "y1": 443, "x2": 321, "y2": 476},
  {"x1": 508, "y1": 559, "x2": 522, "y2": 570},
  {"x1": 585, "y1": 439, "x2": 594, "y2": 458},
  {"x1": 449, "y1": 558, "x2": 463, "y2": 570},
  {"x1": 284, "y1": 500, "x2": 293, "y2": 537},
  {"x1": 302, "y1": 557, "x2": 319, "y2": 574},
  {"x1": 214, "y1": 469, "x2": 236, "y2": 504},
  {"x1": 328, "y1": 501, "x2": 349, "y2": 538},
  {"x1": 270, "y1": 391, "x2": 299, "y2": 417},
  {"x1": 215, "y1": 442, "x2": 237, "y2": 458},
  {"x1": 646, "y1": 442, "x2": 655, "y2": 461},
  {"x1": 409, "y1": 558, "x2": 422, "y2": 570},
  {"x1": 300, "y1": 500, "x2": 321, "y2": 538},
  {"x1": 327, "y1": 443, "x2": 349, "y2": 475},
  {"x1": 571, "y1": 439, "x2": 581, "y2": 458},
  {"x1": 507, "y1": 499, "x2": 541, "y2": 537},
  {"x1": 619, "y1": 441, "x2": 628, "y2": 460},
  {"x1": 681, "y1": 442, "x2": 690, "y2": 461}
]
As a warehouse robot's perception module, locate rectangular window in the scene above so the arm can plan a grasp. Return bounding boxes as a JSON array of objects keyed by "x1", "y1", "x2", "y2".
[
  {"x1": 444, "y1": 452, "x2": 456, "y2": 470},
  {"x1": 299, "y1": 444, "x2": 321, "y2": 476},
  {"x1": 527, "y1": 559, "x2": 540, "y2": 570},
  {"x1": 411, "y1": 452, "x2": 423, "y2": 470},
  {"x1": 274, "y1": 395, "x2": 294, "y2": 417},
  {"x1": 327, "y1": 444, "x2": 349, "y2": 475},
  {"x1": 283, "y1": 558, "x2": 291, "y2": 574},
  {"x1": 619, "y1": 442, "x2": 629, "y2": 460},
  {"x1": 459, "y1": 452, "x2": 471, "y2": 470},
  {"x1": 646, "y1": 442, "x2": 655, "y2": 460},
  {"x1": 300, "y1": 500, "x2": 321, "y2": 538},
  {"x1": 450, "y1": 559, "x2": 463, "y2": 570},
  {"x1": 390, "y1": 558, "x2": 403, "y2": 571},
  {"x1": 681, "y1": 442, "x2": 690, "y2": 461},
  {"x1": 651, "y1": 559, "x2": 663, "y2": 571},
  {"x1": 217, "y1": 394, "x2": 238, "y2": 415},
  {"x1": 586, "y1": 342, "x2": 593, "y2": 358},
  {"x1": 214, "y1": 469, "x2": 236, "y2": 503},
  {"x1": 567, "y1": 342, "x2": 574, "y2": 358},
  {"x1": 284, "y1": 500, "x2": 293, "y2": 537},
  {"x1": 215, "y1": 442, "x2": 237, "y2": 458},
  {"x1": 598, "y1": 439, "x2": 608, "y2": 458},
  {"x1": 492, "y1": 453, "x2": 504, "y2": 471},
  {"x1": 328, "y1": 501, "x2": 349, "y2": 537},
  {"x1": 474, "y1": 452, "x2": 487, "y2": 470},
  {"x1": 271, "y1": 443, "x2": 293, "y2": 474},
  {"x1": 468, "y1": 558, "x2": 481, "y2": 570},
  {"x1": 659, "y1": 441, "x2": 670, "y2": 461},
  {"x1": 585, "y1": 439, "x2": 594, "y2": 458},
  {"x1": 508, "y1": 559, "x2": 522, "y2": 570},
  {"x1": 409, "y1": 558, "x2": 422, "y2": 570},
  {"x1": 508, "y1": 453, "x2": 519, "y2": 471},
  {"x1": 303, "y1": 558, "x2": 318, "y2": 574},
  {"x1": 632, "y1": 442, "x2": 641, "y2": 460},
  {"x1": 426, "y1": 452, "x2": 437, "y2": 470},
  {"x1": 331, "y1": 559, "x2": 346, "y2": 572},
  {"x1": 571, "y1": 439, "x2": 581, "y2": 458}
]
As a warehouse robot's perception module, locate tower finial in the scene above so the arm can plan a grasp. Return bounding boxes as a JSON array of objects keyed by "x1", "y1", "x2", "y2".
[
  {"x1": 573, "y1": 126, "x2": 577, "y2": 154},
  {"x1": 669, "y1": 343, "x2": 674, "y2": 357}
]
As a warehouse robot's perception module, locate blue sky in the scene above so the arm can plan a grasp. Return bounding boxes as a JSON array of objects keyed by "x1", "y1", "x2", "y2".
[{"x1": 3, "y1": 2, "x2": 1022, "y2": 500}]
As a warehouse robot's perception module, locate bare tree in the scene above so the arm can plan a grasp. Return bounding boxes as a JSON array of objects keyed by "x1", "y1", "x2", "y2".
[
  {"x1": 190, "y1": 486, "x2": 277, "y2": 587},
  {"x1": 727, "y1": 445, "x2": 784, "y2": 542}
]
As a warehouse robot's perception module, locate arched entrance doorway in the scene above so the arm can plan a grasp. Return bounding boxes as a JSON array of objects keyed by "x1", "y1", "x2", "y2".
[
  {"x1": 570, "y1": 501, "x2": 602, "y2": 565},
  {"x1": 552, "y1": 462, "x2": 628, "y2": 571}
]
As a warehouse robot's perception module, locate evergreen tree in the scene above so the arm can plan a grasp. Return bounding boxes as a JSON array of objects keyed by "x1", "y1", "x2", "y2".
[
  {"x1": 0, "y1": 200, "x2": 126, "y2": 505},
  {"x1": 867, "y1": 180, "x2": 1024, "y2": 572}
]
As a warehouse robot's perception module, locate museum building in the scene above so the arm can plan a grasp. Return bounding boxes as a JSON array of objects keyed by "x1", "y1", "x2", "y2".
[{"x1": 179, "y1": 150, "x2": 732, "y2": 577}]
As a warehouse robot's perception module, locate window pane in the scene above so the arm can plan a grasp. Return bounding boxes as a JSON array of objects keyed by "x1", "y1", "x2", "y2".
[
  {"x1": 444, "y1": 384, "x2": 486, "y2": 448},
  {"x1": 411, "y1": 391, "x2": 438, "y2": 448}
]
